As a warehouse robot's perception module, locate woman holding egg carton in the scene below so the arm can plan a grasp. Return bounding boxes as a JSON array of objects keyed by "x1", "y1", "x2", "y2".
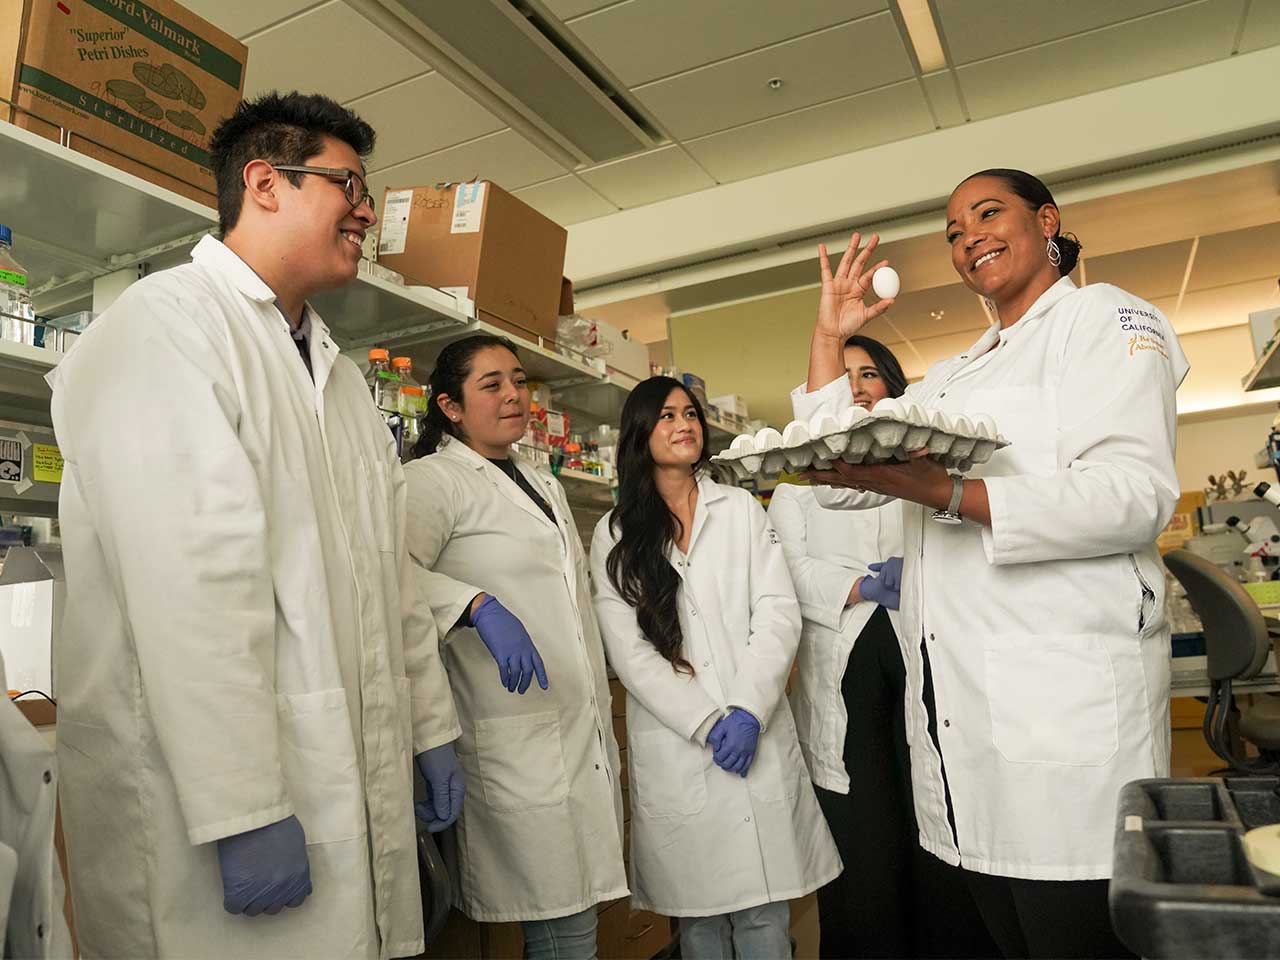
[
  {"x1": 769, "y1": 336, "x2": 995, "y2": 959},
  {"x1": 791, "y1": 169, "x2": 1188, "y2": 959}
]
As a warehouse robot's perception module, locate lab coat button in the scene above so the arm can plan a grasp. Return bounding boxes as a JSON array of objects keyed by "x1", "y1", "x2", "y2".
[
  {"x1": 944, "y1": 719, "x2": 951, "y2": 727},
  {"x1": 37, "y1": 924, "x2": 44, "y2": 938},
  {"x1": 929, "y1": 633, "x2": 935, "y2": 642},
  {"x1": 703, "y1": 660, "x2": 710, "y2": 667},
  {"x1": 745, "y1": 816, "x2": 751, "y2": 823},
  {"x1": 42, "y1": 770, "x2": 51, "y2": 784}
]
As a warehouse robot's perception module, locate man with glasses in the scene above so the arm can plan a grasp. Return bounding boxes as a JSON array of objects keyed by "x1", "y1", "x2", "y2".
[{"x1": 47, "y1": 91, "x2": 462, "y2": 959}]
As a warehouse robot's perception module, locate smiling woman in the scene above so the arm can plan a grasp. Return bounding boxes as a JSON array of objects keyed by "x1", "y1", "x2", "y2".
[
  {"x1": 790, "y1": 168, "x2": 1192, "y2": 958},
  {"x1": 400, "y1": 334, "x2": 629, "y2": 954}
]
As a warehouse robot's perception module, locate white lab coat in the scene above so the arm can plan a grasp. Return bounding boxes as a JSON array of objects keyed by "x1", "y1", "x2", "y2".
[
  {"x1": 0, "y1": 656, "x2": 72, "y2": 959},
  {"x1": 794, "y1": 278, "x2": 1187, "y2": 880},
  {"x1": 766, "y1": 483, "x2": 904, "y2": 794},
  {"x1": 589, "y1": 477, "x2": 841, "y2": 916},
  {"x1": 403, "y1": 438, "x2": 628, "y2": 923},
  {"x1": 47, "y1": 236, "x2": 460, "y2": 959}
]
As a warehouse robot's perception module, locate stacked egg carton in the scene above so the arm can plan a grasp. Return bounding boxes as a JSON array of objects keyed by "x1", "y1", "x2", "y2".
[{"x1": 711, "y1": 398, "x2": 1008, "y2": 481}]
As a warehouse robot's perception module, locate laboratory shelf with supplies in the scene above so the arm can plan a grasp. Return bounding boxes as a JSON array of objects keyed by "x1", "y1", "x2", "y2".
[
  {"x1": 0, "y1": 339, "x2": 60, "y2": 427},
  {"x1": 1243, "y1": 333, "x2": 1280, "y2": 392}
]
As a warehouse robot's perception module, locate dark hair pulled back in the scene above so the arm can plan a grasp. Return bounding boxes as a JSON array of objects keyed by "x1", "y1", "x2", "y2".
[
  {"x1": 409, "y1": 333, "x2": 520, "y2": 459},
  {"x1": 606, "y1": 377, "x2": 711, "y2": 675},
  {"x1": 844, "y1": 335, "x2": 907, "y2": 399},
  {"x1": 961, "y1": 168, "x2": 1082, "y2": 276}
]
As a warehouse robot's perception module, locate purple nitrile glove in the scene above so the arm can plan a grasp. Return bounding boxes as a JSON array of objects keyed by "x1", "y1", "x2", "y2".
[
  {"x1": 217, "y1": 814, "x2": 312, "y2": 916},
  {"x1": 470, "y1": 595, "x2": 550, "y2": 694},
  {"x1": 860, "y1": 556, "x2": 904, "y2": 610},
  {"x1": 707, "y1": 708, "x2": 762, "y2": 777},
  {"x1": 415, "y1": 742, "x2": 465, "y2": 833}
]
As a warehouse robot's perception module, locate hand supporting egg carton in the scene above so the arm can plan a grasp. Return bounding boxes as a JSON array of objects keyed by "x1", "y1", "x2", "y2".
[{"x1": 711, "y1": 397, "x2": 1008, "y2": 481}]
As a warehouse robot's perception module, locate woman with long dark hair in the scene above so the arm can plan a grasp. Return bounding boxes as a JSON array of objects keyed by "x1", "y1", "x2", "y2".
[
  {"x1": 589, "y1": 376, "x2": 839, "y2": 960},
  {"x1": 402, "y1": 334, "x2": 626, "y2": 960},
  {"x1": 795, "y1": 169, "x2": 1188, "y2": 958}
]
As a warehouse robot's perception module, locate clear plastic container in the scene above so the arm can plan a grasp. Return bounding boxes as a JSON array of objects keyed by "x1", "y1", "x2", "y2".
[
  {"x1": 0, "y1": 225, "x2": 38, "y2": 347},
  {"x1": 392, "y1": 357, "x2": 426, "y2": 455}
]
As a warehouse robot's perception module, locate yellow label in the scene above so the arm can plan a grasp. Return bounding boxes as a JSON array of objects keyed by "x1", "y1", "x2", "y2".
[{"x1": 32, "y1": 444, "x2": 63, "y2": 485}]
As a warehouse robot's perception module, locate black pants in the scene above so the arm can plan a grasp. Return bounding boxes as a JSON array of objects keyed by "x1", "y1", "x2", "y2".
[
  {"x1": 958, "y1": 872, "x2": 1133, "y2": 960},
  {"x1": 813, "y1": 608, "x2": 996, "y2": 959},
  {"x1": 917, "y1": 643, "x2": 1134, "y2": 960}
]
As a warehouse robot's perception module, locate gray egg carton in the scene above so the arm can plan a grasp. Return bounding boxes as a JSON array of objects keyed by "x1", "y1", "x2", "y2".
[
  {"x1": 710, "y1": 402, "x2": 1009, "y2": 481},
  {"x1": 1111, "y1": 777, "x2": 1280, "y2": 959}
]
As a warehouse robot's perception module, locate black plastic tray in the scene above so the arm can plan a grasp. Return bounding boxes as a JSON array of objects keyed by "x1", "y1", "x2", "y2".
[{"x1": 1111, "y1": 777, "x2": 1280, "y2": 958}]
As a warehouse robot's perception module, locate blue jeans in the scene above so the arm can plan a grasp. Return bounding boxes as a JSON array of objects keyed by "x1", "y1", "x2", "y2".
[
  {"x1": 679, "y1": 901, "x2": 791, "y2": 960},
  {"x1": 523, "y1": 906, "x2": 599, "y2": 960}
]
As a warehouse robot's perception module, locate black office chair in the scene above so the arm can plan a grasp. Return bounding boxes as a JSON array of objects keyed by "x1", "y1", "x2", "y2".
[{"x1": 1164, "y1": 549, "x2": 1280, "y2": 772}]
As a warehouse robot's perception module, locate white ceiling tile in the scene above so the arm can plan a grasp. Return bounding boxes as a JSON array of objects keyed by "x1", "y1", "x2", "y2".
[
  {"x1": 565, "y1": 0, "x2": 885, "y2": 87},
  {"x1": 634, "y1": 14, "x2": 913, "y2": 140},
  {"x1": 1084, "y1": 239, "x2": 1198, "y2": 301},
  {"x1": 955, "y1": 0, "x2": 1244, "y2": 121},
  {"x1": 513, "y1": 176, "x2": 618, "y2": 225},
  {"x1": 683, "y1": 81, "x2": 933, "y2": 183},
  {"x1": 243, "y1": 3, "x2": 428, "y2": 104},
  {"x1": 367, "y1": 130, "x2": 567, "y2": 200},
  {"x1": 350, "y1": 75, "x2": 505, "y2": 173},
  {"x1": 579, "y1": 145, "x2": 716, "y2": 208},
  {"x1": 935, "y1": 0, "x2": 1190, "y2": 65},
  {"x1": 919, "y1": 71, "x2": 965, "y2": 127},
  {"x1": 543, "y1": 0, "x2": 620, "y2": 20},
  {"x1": 1240, "y1": 0, "x2": 1280, "y2": 53},
  {"x1": 179, "y1": 0, "x2": 323, "y2": 40}
]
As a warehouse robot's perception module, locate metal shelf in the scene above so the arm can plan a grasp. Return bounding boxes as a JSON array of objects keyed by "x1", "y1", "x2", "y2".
[
  {"x1": 0, "y1": 340, "x2": 60, "y2": 427},
  {"x1": 1244, "y1": 335, "x2": 1280, "y2": 392},
  {"x1": 558, "y1": 468, "x2": 616, "y2": 506},
  {"x1": 0, "y1": 120, "x2": 216, "y2": 310}
]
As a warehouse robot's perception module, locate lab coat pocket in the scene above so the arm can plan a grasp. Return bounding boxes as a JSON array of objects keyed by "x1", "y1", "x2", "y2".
[
  {"x1": 984, "y1": 634, "x2": 1119, "y2": 766},
  {"x1": 475, "y1": 711, "x2": 569, "y2": 811},
  {"x1": 748, "y1": 704, "x2": 803, "y2": 802},
  {"x1": 276, "y1": 688, "x2": 366, "y2": 844},
  {"x1": 631, "y1": 729, "x2": 707, "y2": 818}
]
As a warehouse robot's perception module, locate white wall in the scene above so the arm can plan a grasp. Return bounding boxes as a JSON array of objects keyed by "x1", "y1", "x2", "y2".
[{"x1": 1176, "y1": 409, "x2": 1276, "y2": 495}]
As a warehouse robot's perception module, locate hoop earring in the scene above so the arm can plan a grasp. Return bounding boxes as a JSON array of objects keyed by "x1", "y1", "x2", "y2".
[{"x1": 1046, "y1": 236, "x2": 1062, "y2": 267}]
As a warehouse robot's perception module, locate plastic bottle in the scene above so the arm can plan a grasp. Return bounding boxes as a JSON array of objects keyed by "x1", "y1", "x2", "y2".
[
  {"x1": 366, "y1": 349, "x2": 401, "y2": 415},
  {"x1": 392, "y1": 356, "x2": 426, "y2": 455},
  {"x1": 0, "y1": 225, "x2": 38, "y2": 347}
]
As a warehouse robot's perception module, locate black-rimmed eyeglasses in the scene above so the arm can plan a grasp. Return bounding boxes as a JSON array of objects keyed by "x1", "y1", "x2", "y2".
[{"x1": 273, "y1": 164, "x2": 375, "y2": 213}]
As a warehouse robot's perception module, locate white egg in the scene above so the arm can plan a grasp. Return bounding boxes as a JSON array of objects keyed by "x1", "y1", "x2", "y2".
[
  {"x1": 871, "y1": 397, "x2": 905, "y2": 418},
  {"x1": 754, "y1": 427, "x2": 784, "y2": 450},
  {"x1": 872, "y1": 266, "x2": 900, "y2": 300},
  {"x1": 782, "y1": 421, "x2": 811, "y2": 446}
]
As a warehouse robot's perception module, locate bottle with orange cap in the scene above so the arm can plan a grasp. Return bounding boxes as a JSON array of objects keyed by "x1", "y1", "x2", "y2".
[
  {"x1": 391, "y1": 356, "x2": 426, "y2": 456},
  {"x1": 366, "y1": 348, "x2": 404, "y2": 453}
]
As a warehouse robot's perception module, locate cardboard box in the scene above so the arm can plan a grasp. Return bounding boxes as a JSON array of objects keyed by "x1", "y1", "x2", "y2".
[
  {"x1": 377, "y1": 181, "x2": 567, "y2": 345},
  {"x1": 593, "y1": 320, "x2": 650, "y2": 382},
  {"x1": 709, "y1": 393, "x2": 749, "y2": 418},
  {"x1": 2, "y1": 0, "x2": 248, "y2": 207}
]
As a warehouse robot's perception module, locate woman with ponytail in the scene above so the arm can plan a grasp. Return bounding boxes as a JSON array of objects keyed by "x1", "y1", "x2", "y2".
[
  {"x1": 589, "y1": 376, "x2": 839, "y2": 960},
  {"x1": 794, "y1": 169, "x2": 1188, "y2": 958},
  {"x1": 403, "y1": 334, "x2": 626, "y2": 959}
]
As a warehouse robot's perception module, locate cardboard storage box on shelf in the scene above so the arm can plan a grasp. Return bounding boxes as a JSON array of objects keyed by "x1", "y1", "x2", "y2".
[
  {"x1": 1, "y1": 0, "x2": 248, "y2": 208},
  {"x1": 709, "y1": 394, "x2": 749, "y2": 418},
  {"x1": 377, "y1": 181, "x2": 567, "y2": 346},
  {"x1": 594, "y1": 319, "x2": 650, "y2": 382}
]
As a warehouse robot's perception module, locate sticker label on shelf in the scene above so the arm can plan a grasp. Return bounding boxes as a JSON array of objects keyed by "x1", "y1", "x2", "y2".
[
  {"x1": 32, "y1": 444, "x2": 63, "y2": 485},
  {"x1": 0, "y1": 438, "x2": 21, "y2": 484},
  {"x1": 378, "y1": 190, "x2": 414, "y2": 256},
  {"x1": 451, "y1": 182, "x2": 485, "y2": 234}
]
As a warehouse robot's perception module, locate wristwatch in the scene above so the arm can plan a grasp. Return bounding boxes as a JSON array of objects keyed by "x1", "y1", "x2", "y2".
[{"x1": 931, "y1": 474, "x2": 965, "y2": 525}]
